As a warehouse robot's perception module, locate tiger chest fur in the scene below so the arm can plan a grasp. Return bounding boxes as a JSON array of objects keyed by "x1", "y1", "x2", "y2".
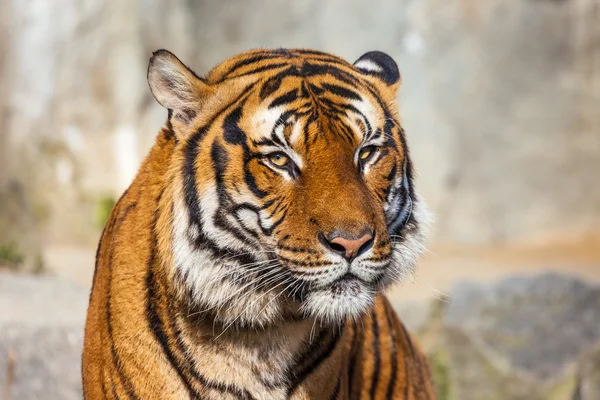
[{"x1": 82, "y1": 48, "x2": 434, "y2": 399}]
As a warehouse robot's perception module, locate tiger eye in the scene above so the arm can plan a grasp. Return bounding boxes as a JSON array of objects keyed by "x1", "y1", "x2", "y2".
[
  {"x1": 359, "y1": 148, "x2": 373, "y2": 161},
  {"x1": 268, "y1": 152, "x2": 289, "y2": 168}
]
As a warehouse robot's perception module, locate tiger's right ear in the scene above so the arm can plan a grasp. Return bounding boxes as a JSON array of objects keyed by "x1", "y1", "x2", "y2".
[{"x1": 147, "y1": 50, "x2": 214, "y2": 127}]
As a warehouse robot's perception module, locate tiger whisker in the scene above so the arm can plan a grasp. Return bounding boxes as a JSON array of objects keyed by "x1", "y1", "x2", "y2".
[
  {"x1": 187, "y1": 263, "x2": 283, "y2": 318},
  {"x1": 214, "y1": 277, "x2": 294, "y2": 341},
  {"x1": 214, "y1": 268, "x2": 289, "y2": 318},
  {"x1": 199, "y1": 259, "x2": 282, "y2": 285},
  {"x1": 256, "y1": 278, "x2": 297, "y2": 318}
]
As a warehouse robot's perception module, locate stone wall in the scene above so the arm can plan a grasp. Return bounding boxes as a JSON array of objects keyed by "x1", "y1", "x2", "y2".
[{"x1": 1, "y1": 0, "x2": 599, "y2": 262}]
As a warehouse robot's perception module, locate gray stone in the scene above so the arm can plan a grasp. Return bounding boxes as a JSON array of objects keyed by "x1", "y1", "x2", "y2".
[
  {"x1": 441, "y1": 326, "x2": 543, "y2": 400},
  {"x1": 575, "y1": 341, "x2": 600, "y2": 400},
  {"x1": 0, "y1": 272, "x2": 88, "y2": 400},
  {"x1": 445, "y1": 273, "x2": 600, "y2": 381},
  {"x1": 0, "y1": 325, "x2": 84, "y2": 400}
]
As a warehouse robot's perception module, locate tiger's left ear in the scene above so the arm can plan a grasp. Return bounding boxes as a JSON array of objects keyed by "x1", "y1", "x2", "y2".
[
  {"x1": 354, "y1": 51, "x2": 401, "y2": 93},
  {"x1": 148, "y1": 49, "x2": 215, "y2": 131}
]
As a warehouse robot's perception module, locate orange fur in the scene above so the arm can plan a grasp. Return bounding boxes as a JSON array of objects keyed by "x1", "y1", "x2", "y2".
[{"x1": 83, "y1": 49, "x2": 434, "y2": 399}]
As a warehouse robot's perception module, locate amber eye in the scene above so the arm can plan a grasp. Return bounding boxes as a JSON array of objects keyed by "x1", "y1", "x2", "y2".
[
  {"x1": 359, "y1": 146, "x2": 377, "y2": 163},
  {"x1": 267, "y1": 152, "x2": 290, "y2": 168}
]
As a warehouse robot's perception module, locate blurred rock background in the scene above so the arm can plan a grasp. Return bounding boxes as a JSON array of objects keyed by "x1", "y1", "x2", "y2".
[{"x1": 0, "y1": 0, "x2": 599, "y2": 399}]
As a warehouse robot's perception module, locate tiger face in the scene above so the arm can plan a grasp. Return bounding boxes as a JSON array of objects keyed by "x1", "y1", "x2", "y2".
[{"x1": 148, "y1": 49, "x2": 428, "y2": 328}]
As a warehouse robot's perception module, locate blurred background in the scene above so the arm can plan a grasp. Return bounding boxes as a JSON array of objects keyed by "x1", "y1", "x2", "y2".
[{"x1": 0, "y1": 0, "x2": 599, "y2": 399}]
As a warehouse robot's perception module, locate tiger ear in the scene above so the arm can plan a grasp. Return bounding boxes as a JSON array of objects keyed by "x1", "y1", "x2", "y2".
[
  {"x1": 354, "y1": 51, "x2": 401, "y2": 92},
  {"x1": 147, "y1": 49, "x2": 214, "y2": 127}
]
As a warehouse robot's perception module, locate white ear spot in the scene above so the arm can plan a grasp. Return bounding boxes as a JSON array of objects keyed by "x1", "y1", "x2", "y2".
[{"x1": 353, "y1": 59, "x2": 383, "y2": 73}]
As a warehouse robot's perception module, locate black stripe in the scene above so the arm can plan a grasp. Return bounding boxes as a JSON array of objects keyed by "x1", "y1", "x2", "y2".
[
  {"x1": 303, "y1": 112, "x2": 318, "y2": 151},
  {"x1": 347, "y1": 321, "x2": 361, "y2": 396},
  {"x1": 300, "y1": 55, "x2": 352, "y2": 69},
  {"x1": 221, "y1": 103, "x2": 272, "y2": 200},
  {"x1": 229, "y1": 200, "x2": 279, "y2": 236},
  {"x1": 384, "y1": 301, "x2": 398, "y2": 399},
  {"x1": 227, "y1": 63, "x2": 290, "y2": 80},
  {"x1": 244, "y1": 164, "x2": 269, "y2": 198},
  {"x1": 107, "y1": 280, "x2": 136, "y2": 400},
  {"x1": 259, "y1": 66, "x2": 300, "y2": 100},
  {"x1": 263, "y1": 208, "x2": 287, "y2": 235},
  {"x1": 146, "y1": 204, "x2": 200, "y2": 398},
  {"x1": 329, "y1": 373, "x2": 342, "y2": 400},
  {"x1": 223, "y1": 106, "x2": 246, "y2": 144},
  {"x1": 99, "y1": 372, "x2": 110, "y2": 400},
  {"x1": 211, "y1": 140, "x2": 260, "y2": 244},
  {"x1": 300, "y1": 62, "x2": 362, "y2": 88},
  {"x1": 321, "y1": 83, "x2": 362, "y2": 101},
  {"x1": 169, "y1": 308, "x2": 257, "y2": 399},
  {"x1": 269, "y1": 89, "x2": 298, "y2": 109},
  {"x1": 370, "y1": 148, "x2": 389, "y2": 168},
  {"x1": 277, "y1": 255, "x2": 332, "y2": 268},
  {"x1": 336, "y1": 122, "x2": 357, "y2": 145},
  {"x1": 252, "y1": 137, "x2": 280, "y2": 147},
  {"x1": 109, "y1": 375, "x2": 119, "y2": 400},
  {"x1": 386, "y1": 162, "x2": 398, "y2": 184},
  {"x1": 270, "y1": 198, "x2": 287, "y2": 216},
  {"x1": 220, "y1": 53, "x2": 284, "y2": 79},
  {"x1": 220, "y1": 102, "x2": 274, "y2": 240},
  {"x1": 292, "y1": 49, "x2": 345, "y2": 59},
  {"x1": 398, "y1": 319, "x2": 423, "y2": 395},
  {"x1": 287, "y1": 329, "x2": 342, "y2": 397},
  {"x1": 369, "y1": 308, "x2": 381, "y2": 399},
  {"x1": 183, "y1": 82, "x2": 257, "y2": 226}
]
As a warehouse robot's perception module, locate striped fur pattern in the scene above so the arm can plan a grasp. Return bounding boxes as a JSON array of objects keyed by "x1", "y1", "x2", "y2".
[{"x1": 83, "y1": 48, "x2": 434, "y2": 399}]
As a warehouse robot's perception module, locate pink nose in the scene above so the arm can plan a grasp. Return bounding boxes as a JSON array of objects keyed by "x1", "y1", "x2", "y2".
[{"x1": 322, "y1": 232, "x2": 374, "y2": 261}]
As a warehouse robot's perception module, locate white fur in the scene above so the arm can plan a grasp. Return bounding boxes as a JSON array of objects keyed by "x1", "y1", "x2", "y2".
[
  {"x1": 354, "y1": 59, "x2": 384, "y2": 73},
  {"x1": 171, "y1": 181, "x2": 286, "y2": 327},
  {"x1": 300, "y1": 282, "x2": 374, "y2": 325}
]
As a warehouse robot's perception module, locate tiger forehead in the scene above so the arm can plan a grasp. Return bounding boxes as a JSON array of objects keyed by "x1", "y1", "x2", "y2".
[
  {"x1": 241, "y1": 88, "x2": 383, "y2": 147},
  {"x1": 205, "y1": 48, "x2": 353, "y2": 83},
  {"x1": 209, "y1": 49, "x2": 388, "y2": 145}
]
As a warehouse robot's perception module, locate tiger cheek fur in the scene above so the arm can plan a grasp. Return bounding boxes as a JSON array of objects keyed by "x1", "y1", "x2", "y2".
[{"x1": 82, "y1": 48, "x2": 435, "y2": 399}]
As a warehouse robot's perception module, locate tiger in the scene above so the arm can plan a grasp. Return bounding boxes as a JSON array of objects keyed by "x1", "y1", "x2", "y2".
[{"x1": 82, "y1": 48, "x2": 434, "y2": 399}]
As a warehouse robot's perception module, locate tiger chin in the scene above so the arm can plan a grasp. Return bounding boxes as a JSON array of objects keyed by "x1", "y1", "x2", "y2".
[{"x1": 83, "y1": 48, "x2": 435, "y2": 399}]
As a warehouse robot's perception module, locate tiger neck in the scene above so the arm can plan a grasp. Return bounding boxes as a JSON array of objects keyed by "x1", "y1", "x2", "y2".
[{"x1": 150, "y1": 257, "x2": 346, "y2": 393}]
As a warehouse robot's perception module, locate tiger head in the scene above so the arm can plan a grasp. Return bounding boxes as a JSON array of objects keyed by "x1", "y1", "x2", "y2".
[{"x1": 148, "y1": 49, "x2": 429, "y2": 328}]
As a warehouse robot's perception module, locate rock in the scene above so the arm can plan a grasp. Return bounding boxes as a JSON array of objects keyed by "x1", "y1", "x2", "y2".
[
  {"x1": 575, "y1": 341, "x2": 600, "y2": 399},
  {"x1": 0, "y1": 325, "x2": 84, "y2": 400},
  {"x1": 414, "y1": 273, "x2": 600, "y2": 399},
  {"x1": 446, "y1": 273, "x2": 600, "y2": 381},
  {"x1": 440, "y1": 326, "x2": 543, "y2": 400},
  {"x1": 0, "y1": 272, "x2": 88, "y2": 400}
]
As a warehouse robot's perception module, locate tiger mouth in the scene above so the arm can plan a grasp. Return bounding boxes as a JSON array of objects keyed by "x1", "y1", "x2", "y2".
[{"x1": 329, "y1": 273, "x2": 366, "y2": 296}]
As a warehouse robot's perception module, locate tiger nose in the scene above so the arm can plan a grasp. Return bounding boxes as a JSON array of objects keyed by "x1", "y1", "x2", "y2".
[{"x1": 319, "y1": 231, "x2": 374, "y2": 262}]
